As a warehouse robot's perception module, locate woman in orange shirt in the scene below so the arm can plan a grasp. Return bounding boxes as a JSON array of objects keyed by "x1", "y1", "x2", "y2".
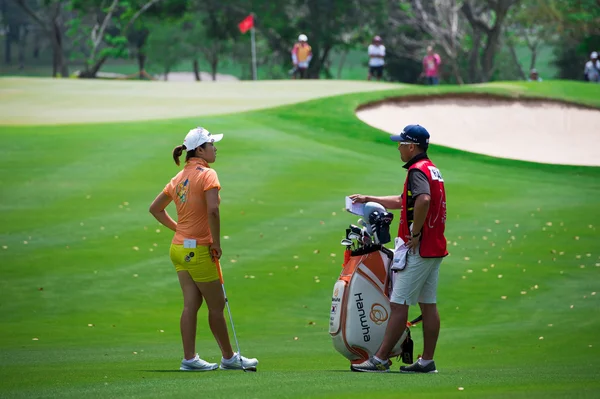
[{"x1": 149, "y1": 127, "x2": 258, "y2": 371}]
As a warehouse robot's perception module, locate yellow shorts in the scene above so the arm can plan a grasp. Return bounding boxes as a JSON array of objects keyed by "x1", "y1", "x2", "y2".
[{"x1": 169, "y1": 244, "x2": 219, "y2": 283}]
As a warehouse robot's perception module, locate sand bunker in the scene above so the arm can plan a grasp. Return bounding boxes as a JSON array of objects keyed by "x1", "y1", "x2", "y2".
[{"x1": 356, "y1": 96, "x2": 600, "y2": 166}]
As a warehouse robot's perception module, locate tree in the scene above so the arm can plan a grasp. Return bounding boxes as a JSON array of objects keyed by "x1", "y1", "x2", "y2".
[
  {"x1": 2, "y1": 0, "x2": 31, "y2": 65},
  {"x1": 227, "y1": 0, "x2": 381, "y2": 79},
  {"x1": 13, "y1": 0, "x2": 70, "y2": 77},
  {"x1": 410, "y1": 0, "x2": 467, "y2": 84},
  {"x1": 129, "y1": 0, "x2": 187, "y2": 78},
  {"x1": 372, "y1": 1, "x2": 436, "y2": 83},
  {"x1": 126, "y1": 24, "x2": 150, "y2": 78},
  {"x1": 461, "y1": 0, "x2": 522, "y2": 82},
  {"x1": 179, "y1": 0, "x2": 240, "y2": 81},
  {"x1": 67, "y1": 0, "x2": 162, "y2": 78},
  {"x1": 145, "y1": 19, "x2": 187, "y2": 80},
  {"x1": 504, "y1": 0, "x2": 555, "y2": 79},
  {"x1": 535, "y1": 0, "x2": 600, "y2": 41}
]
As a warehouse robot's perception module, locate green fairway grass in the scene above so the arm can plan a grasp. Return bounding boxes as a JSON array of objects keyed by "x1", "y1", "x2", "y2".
[
  {"x1": 0, "y1": 77, "x2": 400, "y2": 125},
  {"x1": 0, "y1": 80, "x2": 599, "y2": 398}
]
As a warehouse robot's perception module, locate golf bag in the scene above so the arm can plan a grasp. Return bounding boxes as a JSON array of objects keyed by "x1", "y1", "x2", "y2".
[{"x1": 329, "y1": 244, "x2": 417, "y2": 367}]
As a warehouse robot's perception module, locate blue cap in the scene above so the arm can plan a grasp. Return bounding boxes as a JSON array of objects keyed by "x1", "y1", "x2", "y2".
[{"x1": 390, "y1": 124, "x2": 430, "y2": 149}]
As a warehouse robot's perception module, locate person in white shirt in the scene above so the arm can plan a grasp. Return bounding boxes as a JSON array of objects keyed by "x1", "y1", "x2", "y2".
[
  {"x1": 584, "y1": 51, "x2": 600, "y2": 82},
  {"x1": 368, "y1": 36, "x2": 386, "y2": 81},
  {"x1": 527, "y1": 68, "x2": 542, "y2": 82}
]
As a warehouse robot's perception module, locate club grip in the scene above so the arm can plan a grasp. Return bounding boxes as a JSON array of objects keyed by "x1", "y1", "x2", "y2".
[{"x1": 212, "y1": 250, "x2": 224, "y2": 284}]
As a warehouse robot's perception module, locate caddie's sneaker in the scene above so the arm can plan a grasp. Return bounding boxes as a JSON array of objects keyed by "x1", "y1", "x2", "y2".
[
  {"x1": 350, "y1": 356, "x2": 390, "y2": 373},
  {"x1": 180, "y1": 354, "x2": 219, "y2": 371},
  {"x1": 400, "y1": 359, "x2": 438, "y2": 373},
  {"x1": 220, "y1": 352, "x2": 259, "y2": 370}
]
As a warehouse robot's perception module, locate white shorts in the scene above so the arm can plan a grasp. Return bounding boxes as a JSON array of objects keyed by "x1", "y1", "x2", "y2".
[{"x1": 390, "y1": 248, "x2": 442, "y2": 305}]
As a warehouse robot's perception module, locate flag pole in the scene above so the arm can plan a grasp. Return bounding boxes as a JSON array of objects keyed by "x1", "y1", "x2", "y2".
[{"x1": 250, "y1": 24, "x2": 257, "y2": 80}]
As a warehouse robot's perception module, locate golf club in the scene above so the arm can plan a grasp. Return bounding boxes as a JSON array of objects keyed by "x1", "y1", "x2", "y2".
[
  {"x1": 213, "y1": 253, "x2": 257, "y2": 372},
  {"x1": 368, "y1": 211, "x2": 381, "y2": 245},
  {"x1": 378, "y1": 211, "x2": 394, "y2": 244},
  {"x1": 349, "y1": 224, "x2": 363, "y2": 237},
  {"x1": 348, "y1": 232, "x2": 361, "y2": 250},
  {"x1": 357, "y1": 218, "x2": 372, "y2": 236},
  {"x1": 361, "y1": 227, "x2": 372, "y2": 245}
]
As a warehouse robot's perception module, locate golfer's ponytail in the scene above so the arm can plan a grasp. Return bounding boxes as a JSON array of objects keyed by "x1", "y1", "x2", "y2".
[{"x1": 173, "y1": 145, "x2": 186, "y2": 166}]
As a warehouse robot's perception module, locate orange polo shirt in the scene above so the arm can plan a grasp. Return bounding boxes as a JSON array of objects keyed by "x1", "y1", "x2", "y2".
[
  {"x1": 293, "y1": 43, "x2": 312, "y2": 62},
  {"x1": 163, "y1": 158, "x2": 221, "y2": 245}
]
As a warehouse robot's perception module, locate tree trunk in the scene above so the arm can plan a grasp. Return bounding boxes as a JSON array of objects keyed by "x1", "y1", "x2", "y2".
[
  {"x1": 479, "y1": 5, "x2": 511, "y2": 82},
  {"x1": 468, "y1": 30, "x2": 482, "y2": 83},
  {"x1": 4, "y1": 28, "x2": 10, "y2": 64},
  {"x1": 51, "y1": 20, "x2": 68, "y2": 77},
  {"x1": 480, "y1": 25, "x2": 503, "y2": 82},
  {"x1": 336, "y1": 50, "x2": 348, "y2": 79},
  {"x1": 33, "y1": 29, "x2": 40, "y2": 59},
  {"x1": 79, "y1": 54, "x2": 109, "y2": 78},
  {"x1": 18, "y1": 24, "x2": 28, "y2": 69},
  {"x1": 311, "y1": 45, "x2": 331, "y2": 79},
  {"x1": 137, "y1": 51, "x2": 146, "y2": 79},
  {"x1": 529, "y1": 44, "x2": 538, "y2": 70},
  {"x1": 1, "y1": 0, "x2": 8, "y2": 64},
  {"x1": 210, "y1": 56, "x2": 218, "y2": 81},
  {"x1": 192, "y1": 59, "x2": 201, "y2": 81},
  {"x1": 449, "y1": 57, "x2": 464, "y2": 85},
  {"x1": 507, "y1": 39, "x2": 527, "y2": 80}
]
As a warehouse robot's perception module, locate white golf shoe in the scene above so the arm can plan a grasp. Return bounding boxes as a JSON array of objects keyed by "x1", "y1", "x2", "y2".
[
  {"x1": 219, "y1": 352, "x2": 259, "y2": 370},
  {"x1": 179, "y1": 354, "x2": 219, "y2": 371}
]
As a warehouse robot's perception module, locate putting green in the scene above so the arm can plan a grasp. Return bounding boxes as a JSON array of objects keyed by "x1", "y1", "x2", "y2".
[
  {"x1": 0, "y1": 77, "x2": 401, "y2": 125},
  {"x1": 0, "y1": 80, "x2": 598, "y2": 398}
]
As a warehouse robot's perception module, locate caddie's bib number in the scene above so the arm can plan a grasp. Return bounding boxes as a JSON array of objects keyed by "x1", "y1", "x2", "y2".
[{"x1": 428, "y1": 166, "x2": 444, "y2": 182}]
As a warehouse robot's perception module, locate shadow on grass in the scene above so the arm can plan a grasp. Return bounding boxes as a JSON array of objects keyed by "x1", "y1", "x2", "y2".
[{"x1": 142, "y1": 370, "x2": 409, "y2": 375}]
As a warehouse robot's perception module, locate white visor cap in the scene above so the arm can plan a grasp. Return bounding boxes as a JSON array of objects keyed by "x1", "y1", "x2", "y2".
[
  {"x1": 298, "y1": 34, "x2": 308, "y2": 42},
  {"x1": 183, "y1": 127, "x2": 223, "y2": 151}
]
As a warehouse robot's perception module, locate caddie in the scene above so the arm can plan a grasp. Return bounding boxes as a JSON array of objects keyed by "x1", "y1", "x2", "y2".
[{"x1": 348, "y1": 124, "x2": 448, "y2": 373}]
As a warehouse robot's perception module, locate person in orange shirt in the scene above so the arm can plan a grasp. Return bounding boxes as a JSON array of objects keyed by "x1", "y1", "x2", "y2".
[
  {"x1": 291, "y1": 34, "x2": 312, "y2": 79},
  {"x1": 149, "y1": 127, "x2": 258, "y2": 371}
]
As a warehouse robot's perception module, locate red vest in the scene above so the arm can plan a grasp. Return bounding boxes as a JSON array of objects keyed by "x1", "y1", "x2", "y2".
[{"x1": 398, "y1": 158, "x2": 448, "y2": 258}]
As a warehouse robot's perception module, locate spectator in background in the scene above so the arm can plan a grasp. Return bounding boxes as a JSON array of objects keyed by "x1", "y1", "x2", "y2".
[
  {"x1": 421, "y1": 46, "x2": 441, "y2": 85},
  {"x1": 291, "y1": 34, "x2": 312, "y2": 79},
  {"x1": 528, "y1": 68, "x2": 543, "y2": 82},
  {"x1": 368, "y1": 35, "x2": 386, "y2": 81},
  {"x1": 584, "y1": 51, "x2": 600, "y2": 82}
]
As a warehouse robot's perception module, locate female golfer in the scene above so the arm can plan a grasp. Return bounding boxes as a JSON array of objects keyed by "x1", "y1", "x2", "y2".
[{"x1": 149, "y1": 127, "x2": 258, "y2": 371}]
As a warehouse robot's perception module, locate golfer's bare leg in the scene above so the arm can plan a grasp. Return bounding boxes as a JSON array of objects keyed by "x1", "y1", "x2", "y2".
[
  {"x1": 196, "y1": 280, "x2": 234, "y2": 359},
  {"x1": 375, "y1": 302, "x2": 409, "y2": 360},
  {"x1": 177, "y1": 271, "x2": 203, "y2": 360},
  {"x1": 419, "y1": 302, "x2": 440, "y2": 360}
]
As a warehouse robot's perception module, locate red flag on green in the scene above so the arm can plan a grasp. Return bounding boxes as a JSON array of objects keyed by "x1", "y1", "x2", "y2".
[{"x1": 238, "y1": 15, "x2": 254, "y2": 34}]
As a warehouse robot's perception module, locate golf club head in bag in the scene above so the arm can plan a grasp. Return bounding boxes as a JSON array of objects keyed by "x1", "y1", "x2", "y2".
[
  {"x1": 364, "y1": 202, "x2": 386, "y2": 220},
  {"x1": 365, "y1": 203, "x2": 393, "y2": 245},
  {"x1": 374, "y1": 211, "x2": 394, "y2": 245},
  {"x1": 364, "y1": 203, "x2": 384, "y2": 235},
  {"x1": 368, "y1": 211, "x2": 381, "y2": 245},
  {"x1": 361, "y1": 227, "x2": 372, "y2": 245}
]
